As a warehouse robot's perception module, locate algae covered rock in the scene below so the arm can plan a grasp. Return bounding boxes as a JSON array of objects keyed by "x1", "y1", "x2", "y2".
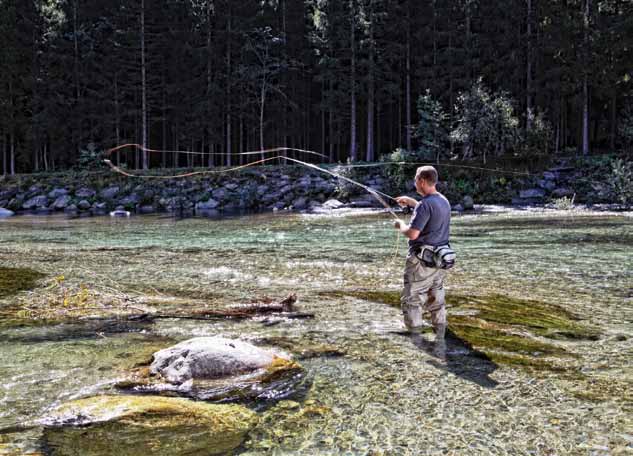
[
  {"x1": 42, "y1": 395, "x2": 258, "y2": 456},
  {"x1": 150, "y1": 336, "x2": 277, "y2": 384}
]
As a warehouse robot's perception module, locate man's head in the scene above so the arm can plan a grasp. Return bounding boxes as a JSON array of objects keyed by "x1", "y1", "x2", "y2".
[{"x1": 414, "y1": 166, "x2": 438, "y2": 196}]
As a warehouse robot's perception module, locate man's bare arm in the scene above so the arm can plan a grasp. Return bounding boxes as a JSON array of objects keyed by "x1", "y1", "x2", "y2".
[
  {"x1": 395, "y1": 196, "x2": 417, "y2": 208},
  {"x1": 394, "y1": 220, "x2": 421, "y2": 240}
]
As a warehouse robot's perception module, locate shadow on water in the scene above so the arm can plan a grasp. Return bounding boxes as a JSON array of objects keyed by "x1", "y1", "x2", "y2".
[
  {"x1": 0, "y1": 318, "x2": 153, "y2": 344},
  {"x1": 410, "y1": 328, "x2": 499, "y2": 388}
]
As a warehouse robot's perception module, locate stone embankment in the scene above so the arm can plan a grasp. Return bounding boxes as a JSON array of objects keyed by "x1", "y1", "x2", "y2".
[
  {"x1": 0, "y1": 168, "x2": 389, "y2": 217},
  {"x1": 0, "y1": 160, "x2": 618, "y2": 217}
]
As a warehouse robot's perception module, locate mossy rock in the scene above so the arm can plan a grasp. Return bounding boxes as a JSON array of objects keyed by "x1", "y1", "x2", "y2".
[
  {"x1": 256, "y1": 336, "x2": 346, "y2": 360},
  {"x1": 0, "y1": 267, "x2": 46, "y2": 298},
  {"x1": 321, "y1": 289, "x2": 600, "y2": 373},
  {"x1": 448, "y1": 294, "x2": 600, "y2": 341},
  {"x1": 42, "y1": 395, "x2": 258, "y2": 456}
]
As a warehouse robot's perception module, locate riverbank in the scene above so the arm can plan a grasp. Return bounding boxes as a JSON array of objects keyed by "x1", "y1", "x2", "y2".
[{"x1": 0, "y1": 155, "x2": 629, "y2": 217}]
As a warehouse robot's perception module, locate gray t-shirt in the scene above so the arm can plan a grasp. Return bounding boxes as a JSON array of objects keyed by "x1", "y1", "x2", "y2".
[{"x1": 408, "y1": 193, "x2": 451, "y2": 251}]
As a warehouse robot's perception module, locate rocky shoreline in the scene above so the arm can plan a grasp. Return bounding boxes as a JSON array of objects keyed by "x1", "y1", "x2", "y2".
[{"x1": 0, "y1": 160, "x2": 624, "y2": 218}]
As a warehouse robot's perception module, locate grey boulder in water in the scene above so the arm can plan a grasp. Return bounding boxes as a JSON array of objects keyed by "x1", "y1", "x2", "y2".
[{"x1": 150, "y1": 336, "x2": 277, "y2": 384}]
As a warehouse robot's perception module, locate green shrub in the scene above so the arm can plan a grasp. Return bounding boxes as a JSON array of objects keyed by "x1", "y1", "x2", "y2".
[
  {"x1": 552, "y1": 195, "x2": 575, "y2": 210},
  {"x1": 609, "y1": 158, "x2": 633, "y2": 207},
  {"x1": 378, "y1": 148, "x2": 418, "y2": 194}
]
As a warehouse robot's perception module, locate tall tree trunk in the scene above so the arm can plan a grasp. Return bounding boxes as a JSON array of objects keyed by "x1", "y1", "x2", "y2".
[
  {"x1": 239, "y1": 116, "x2": 244, "y2": 165},
  {"x1": 173, "y1": 125, "x2": 178, "y2": 169},
  {"x1": 206, "y1": 0, "x2": 214, "y2": 168},
  {"x1": 1, "y1": 129, "x2": 5, "y2": 176},
  {"x1": 161, "y1": 72, "x2": 166, "y2": 168},
  {"x1": 10, "y1": 132, "x2": 15, "y2": 176},
  {"x1": 610, "y1": 89, "x2": 616, "y2": 151},
  {"x1": 349, "y1": 0, "x2": 357, "y2": 161},
  {"x1": 526, "y1": 0, "x2": 533, "y2": 131},
  {"x1": 73, "y1": 0, "x2": 81, "y2": 154},
  {"x1": 405, "y1": 2, "x2": 412, "y2": 152},
  {"x1": 328, "y1": 80, "x2": 334, "y2": 162},
  {"x1": 114, "y1": 73, "x2": 121, "y2": 164},
  {"x1": 582, "y1": 0, "x2": 590, "y2": 155},
  {"x1": 141, "y1": 0, "x2": 149, "y2": 169},
  {"x1": 226, "y1": 6, "x2": 233, "y2": 166},
  {"x1": 43, "y1": 142, "x2": 49, "y2": 172},
  {"x1": 259, "y1": 81, "x2": 266, "y2": 159},
  {"x1": 321, "y1": 80, "x2": 326, "y2": 157},
  {"x1": 366, "y1": 0, "x2": 374, "y2": 162}
]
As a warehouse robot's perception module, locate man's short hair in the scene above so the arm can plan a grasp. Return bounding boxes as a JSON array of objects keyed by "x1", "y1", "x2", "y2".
[{"x1": 415, "y1": 166, "x2": 438, "y2": 185}]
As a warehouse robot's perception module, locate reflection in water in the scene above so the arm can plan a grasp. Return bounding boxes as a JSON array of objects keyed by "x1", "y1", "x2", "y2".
[{"x1": 411, "y1": 327, "x2": 499, "y2": 388}]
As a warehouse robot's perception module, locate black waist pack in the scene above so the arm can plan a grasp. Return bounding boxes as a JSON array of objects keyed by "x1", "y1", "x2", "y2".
[{"x1": 416, "y1": 244, "x2": 456, "y2": 270}]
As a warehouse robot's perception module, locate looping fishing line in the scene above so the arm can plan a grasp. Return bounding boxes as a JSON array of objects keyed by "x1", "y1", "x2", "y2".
[
  {"x1": 103, "y1": 144, "x2": 402, "y2": 220},
  {"x1": 103, "y1": 143, "x2": 533, "y2": 280}
]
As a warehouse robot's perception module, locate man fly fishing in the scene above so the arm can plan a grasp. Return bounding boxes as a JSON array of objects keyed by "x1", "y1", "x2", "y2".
[{"x1": 394, "y1": 166, "x2": 455, "y2": 335}]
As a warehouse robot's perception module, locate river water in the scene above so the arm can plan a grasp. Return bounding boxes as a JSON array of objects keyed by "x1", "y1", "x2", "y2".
[{"x1": 0, "y1": 209, "x2": 631, "y2": 454}]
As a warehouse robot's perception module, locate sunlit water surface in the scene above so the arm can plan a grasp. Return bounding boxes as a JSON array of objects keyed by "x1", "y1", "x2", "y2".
[{"x1": 0, "y1": 209, "x2": 632, "y2": 454}]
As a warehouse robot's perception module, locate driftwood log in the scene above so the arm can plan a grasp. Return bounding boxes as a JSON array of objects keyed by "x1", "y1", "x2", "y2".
[{"x1": 128, "y1": 293, "x2": 313, "y2": 322}]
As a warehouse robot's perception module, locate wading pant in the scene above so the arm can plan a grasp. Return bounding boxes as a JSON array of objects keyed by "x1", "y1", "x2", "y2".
[{"x1": 401, "y1": 253, "x2": 447, "y2": 332}]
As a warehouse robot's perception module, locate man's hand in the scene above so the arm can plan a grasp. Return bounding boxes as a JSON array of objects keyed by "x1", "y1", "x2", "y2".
[
  {"x1": 394, "y1": 218, "x2": 420, "y2": 240},
  {"x1": 395, "y1": 196, "x2": 417, "y2": 208}
]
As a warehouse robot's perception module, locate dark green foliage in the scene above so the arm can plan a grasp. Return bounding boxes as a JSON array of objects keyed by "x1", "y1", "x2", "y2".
[
  {"x1": 0, "y1": 0, "x2": 632, "y2": 175},
  {"x1": 608, "y1": 158, "x2": 633, "y2": 207},
  {"x1": 618, "y1": 103, "x2": 633, "y2": 152},
  {"x1": 450, "y1": 80, "x2": 521, "y2": 163},
  {"x1": 414, "y1": 90, "x2": 449, "y2": 162}
]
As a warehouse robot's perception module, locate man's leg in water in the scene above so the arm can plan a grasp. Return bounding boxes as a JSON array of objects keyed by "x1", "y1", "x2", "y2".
[{"x1": 401, "y1": 254, "x2": 447, "y2": 333}]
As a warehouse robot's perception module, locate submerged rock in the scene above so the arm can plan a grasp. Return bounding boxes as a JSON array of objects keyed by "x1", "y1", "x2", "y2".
[
  {"x1": 41, "y1": 395, "x2": 258, "y2": 456},
  {"x1": 150, "y1": 336, "x2": 277, "y2": 383}
]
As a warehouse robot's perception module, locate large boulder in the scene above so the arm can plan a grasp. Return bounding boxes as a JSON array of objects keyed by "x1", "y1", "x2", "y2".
[
  {"x1": 462, "y1": 195, "x2": 474, "y2": 211},
  {"x1": 519, "y1": 188, "x2": 546, "y2": 199},
  {"x1": 52, "y1": 195, "x2": 72, "y2": 210},
  {"x1": 22, "y1": 195, "x2": 48, "y2": 210},
  {"x1": 552, "y1": 187, "x2": 573, "y2": 198},
  {"x1": 100, "y1": 186, "x2": 120, "y2": 199},
  {"x1": 291, "y1": 197, "x2": 308, "y2": 210},
  {"x1": 322, "y1": 199, "x2": 344, "y2": 209},
  {"x1": 0, "y1": 208, "x2": 15, "y2": 217},
  {"x1": 75, "y1": 187, "x2": 96, "y2": 198},
  {"x1": 41, "y1": 395, "x2": 258, "y2": 456},
  {"x1": 77, "y1": 200, "x2": 92, "y2": 211},
  {"x1": 48, "y1": 188, "x2": 68, "y2": 199},
  {"x1": 150, "y1": 337, "x2": 277, "y2": 384},
  {"x1": 195, "y1": 199, "x2": 219, "y2": 212},
  {"x1": 119, "y1": 194, "x2": 140, "y2": 206}
]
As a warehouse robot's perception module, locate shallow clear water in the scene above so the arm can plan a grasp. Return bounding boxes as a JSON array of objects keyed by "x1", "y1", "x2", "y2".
[{"x1": 0, "y1": 209, "x2": 632, "y2": 454}]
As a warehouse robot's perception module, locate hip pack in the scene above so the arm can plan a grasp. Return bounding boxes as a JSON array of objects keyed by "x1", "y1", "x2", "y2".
[{"x1": 417, "y1": 244, "x2": 456, "y2": 270}]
